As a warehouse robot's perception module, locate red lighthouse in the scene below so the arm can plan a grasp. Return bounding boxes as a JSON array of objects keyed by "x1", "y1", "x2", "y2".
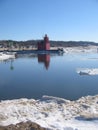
[{"x1": 38, "y1": 34, "x2": 50, "y2": 50}]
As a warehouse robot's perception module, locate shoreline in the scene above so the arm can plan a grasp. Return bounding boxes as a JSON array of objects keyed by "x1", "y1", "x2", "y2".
[
  {"x1": 0, "y1": 47, "x2": 64, "y2": 55},
  {"x1": 0, "y1": 45, "x2": 98, "y2": 53}
]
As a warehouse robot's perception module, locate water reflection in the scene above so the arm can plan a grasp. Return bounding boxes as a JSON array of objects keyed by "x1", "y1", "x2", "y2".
[
  {"x1": 10, "y1": 60, "x2": 14, "y2": 70},
  {"x1": 38, "y1": 54, "x2": 50, "y2": 70},
  {"x1": 0, "y1": 53, "x2": 59, "y2": 71},
  {"x1": 0, "y1": 58, "x2": 14, "y2": 71},
  {"x1": 17, "y1": 53, "x2": 51, "y2": 70}
]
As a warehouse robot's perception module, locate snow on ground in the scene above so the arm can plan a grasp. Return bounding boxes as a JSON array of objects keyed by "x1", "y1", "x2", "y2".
[
  {"x1": 77, "y1": 68, "x2": 98, "y2": 76},
  {"x1": 0, "y1": 95, "x2": 98, "y2": 130}
]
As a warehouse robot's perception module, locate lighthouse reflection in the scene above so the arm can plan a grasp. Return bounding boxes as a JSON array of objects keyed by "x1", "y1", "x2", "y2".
[{"x1": 38, "y1": 54, "x2": 50, "y2": 70}]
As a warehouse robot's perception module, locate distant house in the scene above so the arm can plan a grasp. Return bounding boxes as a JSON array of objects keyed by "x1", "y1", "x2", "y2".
[{"x1": 37, "y1": 34, "x2": 50, "y2": 50}]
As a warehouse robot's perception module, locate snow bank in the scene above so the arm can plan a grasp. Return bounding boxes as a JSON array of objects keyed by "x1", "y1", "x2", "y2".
[
  {"x1": 77, "y1": 68, "x2": 98, "y2": 75},
  {"x1": 0, "y1": 95, "x2": 98, "y2": 130}
]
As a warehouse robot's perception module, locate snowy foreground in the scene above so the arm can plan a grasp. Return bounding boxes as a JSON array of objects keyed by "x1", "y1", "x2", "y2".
[{"x1": 0, "y1": 95, "x2": 98, "y2": 130}]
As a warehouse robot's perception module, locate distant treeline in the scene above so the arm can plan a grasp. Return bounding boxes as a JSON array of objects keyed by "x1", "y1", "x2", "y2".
[{"x1": 0, "y1": 39, "x2": 98, "y2": 48}]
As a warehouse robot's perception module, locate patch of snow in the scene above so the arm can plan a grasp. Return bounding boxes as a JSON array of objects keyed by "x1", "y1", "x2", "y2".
[{"x1": 0, "y1": 95, "x2": 98, "y2": 130}]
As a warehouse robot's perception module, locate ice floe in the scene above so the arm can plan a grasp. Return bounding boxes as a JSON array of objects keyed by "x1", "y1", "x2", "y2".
[
  {"x1": 77, "y1": 68, "x2": 98, "y2": 76},
  {"x1": 0, "y1": 52, "x2": 16, "y2": 61},
  {"x1": 0, "y1": 95, "x2": 98, "y2": 130}
]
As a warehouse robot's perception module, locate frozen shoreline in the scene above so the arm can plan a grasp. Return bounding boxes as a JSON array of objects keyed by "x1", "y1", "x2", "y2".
[
  {"x1": 63, "y1": 46, "x2": 98, "y2": 54},
  {"x1": 0, "y1": 95, "x2": 98, "y2": 130}
]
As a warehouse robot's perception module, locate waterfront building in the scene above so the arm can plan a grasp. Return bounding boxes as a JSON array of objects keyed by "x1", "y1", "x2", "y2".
[{"x1": 38, "y1": 34, "x2": 50, "y2": 50}]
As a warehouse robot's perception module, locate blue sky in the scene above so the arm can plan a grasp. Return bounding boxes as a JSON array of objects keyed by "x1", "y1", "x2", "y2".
[{"x1": 0, "y1": 0, "x2": 98, "y2": 42}]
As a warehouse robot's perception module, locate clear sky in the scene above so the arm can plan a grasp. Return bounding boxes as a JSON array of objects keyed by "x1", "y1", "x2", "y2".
[{"x1": 0, "y1": 0, "x2": 98, "y2": 42}]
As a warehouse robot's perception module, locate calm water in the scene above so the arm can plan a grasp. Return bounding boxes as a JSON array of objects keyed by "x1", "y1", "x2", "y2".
[{"x1": 0, "y1": 52, "x2": 98, "y2": 100}]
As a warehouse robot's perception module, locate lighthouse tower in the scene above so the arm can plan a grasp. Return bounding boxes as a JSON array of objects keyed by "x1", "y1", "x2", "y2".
[
  {"x1": 38, "y1": 34, "x2": 50, "y2": 50},
  {"x1": 43, "y1": 34, "x2": 50, "y2": 50}
]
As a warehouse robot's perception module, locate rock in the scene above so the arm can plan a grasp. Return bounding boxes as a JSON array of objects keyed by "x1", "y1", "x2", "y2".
[{"x1": 0, "y1": 121, "x2": 47, "y2": 130}]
